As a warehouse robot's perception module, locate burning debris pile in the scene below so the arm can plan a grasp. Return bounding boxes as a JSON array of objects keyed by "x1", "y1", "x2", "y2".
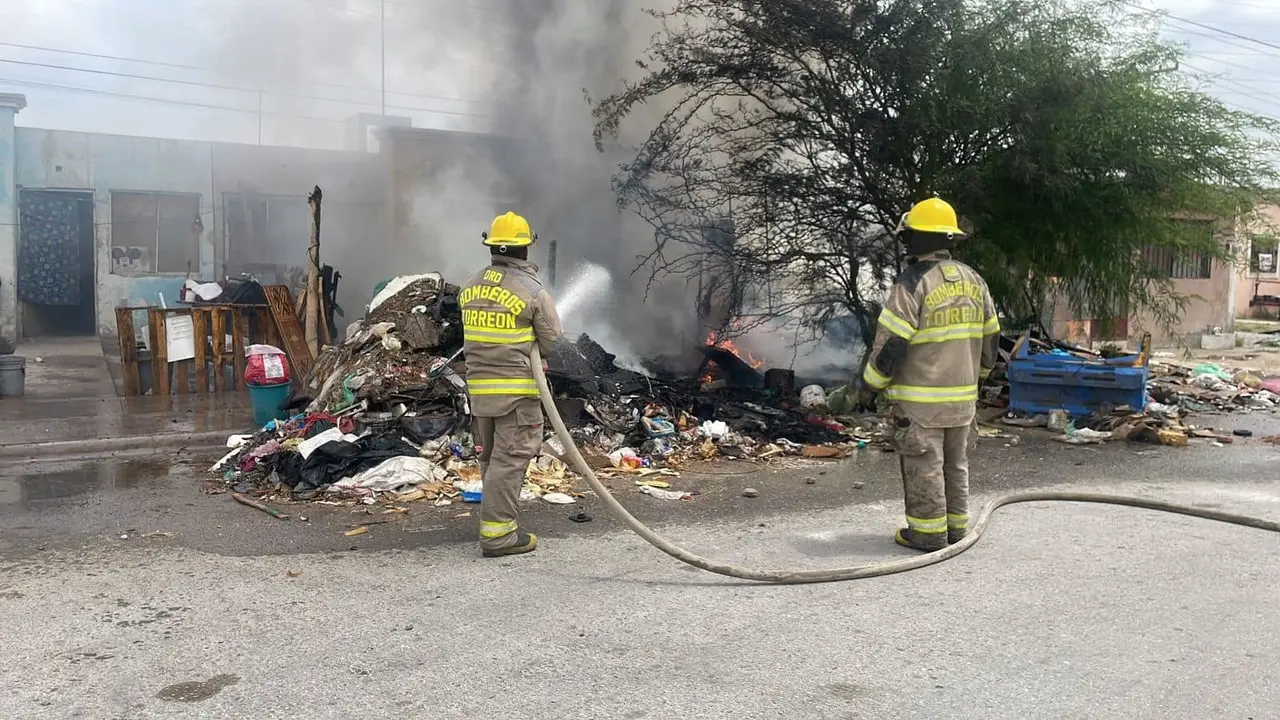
[
  {"x1": 541, "y1": 330, "x2": 860, "y2": 469},
  {"x1": 211, "y1": 273, "x2": 876, "y2": 507}
]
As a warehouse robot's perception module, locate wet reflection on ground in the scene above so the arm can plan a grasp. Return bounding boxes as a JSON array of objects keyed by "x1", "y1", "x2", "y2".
[{"x1": 0, "y1": 458, "x2": 189, "y2": 509}]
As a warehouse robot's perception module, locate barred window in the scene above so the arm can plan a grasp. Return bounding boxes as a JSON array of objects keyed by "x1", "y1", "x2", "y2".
[{"x1": 1141, "y1": 221, "x2": 1214, "y2": 279}]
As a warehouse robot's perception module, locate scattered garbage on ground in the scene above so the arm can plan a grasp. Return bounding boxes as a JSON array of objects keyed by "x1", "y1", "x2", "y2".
[
  {"x1": 988, "y1": 330, "x2": 1277, "y2": 448},
  {"x1": 211, "y1": 272, "x2": 883, "y2": 512},
  {"x1": 211, "y1": 275, "x2": 1280, "y2": 517}
]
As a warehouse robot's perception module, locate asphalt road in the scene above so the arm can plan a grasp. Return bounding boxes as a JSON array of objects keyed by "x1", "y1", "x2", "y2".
[{"x1": 2, "y1": 414, "x2": 1280, "y2": 719}]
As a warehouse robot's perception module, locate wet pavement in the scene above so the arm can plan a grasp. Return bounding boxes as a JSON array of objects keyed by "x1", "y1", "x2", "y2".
[
  {"x1": 16, "y1": 336, "x2": 118, "y2": 399},
  {"x1": 1, "y1": 419, "x2": 1278, "y2": 719},
  {"x1": 3, "y1": 411, "x2": 1278, "y2": 560},
  {"x1": 0, "y1": 394, "x2": 253, "y2": 463},
  {"x1": 0, "y1": 393, "x2": 253, "y2": 443},
  {"x1": 0, "y1": 336, "x2": 254, "y2": 459}
]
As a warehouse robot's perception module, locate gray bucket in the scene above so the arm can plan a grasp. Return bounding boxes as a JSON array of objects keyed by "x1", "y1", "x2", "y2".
[
  {"x1": 137, "y1": 348, "x2": 153, "y2": 396},
  {"x1": 0, "y1": 355, "x2": 26, "y2": 397}
]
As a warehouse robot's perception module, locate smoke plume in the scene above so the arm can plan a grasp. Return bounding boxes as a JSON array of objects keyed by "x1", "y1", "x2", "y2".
[{"x1": 4, "y1": 0, "x2": 717, "y2": 363}]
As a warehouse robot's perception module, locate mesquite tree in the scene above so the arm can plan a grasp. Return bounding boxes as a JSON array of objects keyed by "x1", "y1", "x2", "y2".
[{"x1": 592, "y1": 0, "x2": 1278, "y2": 347}]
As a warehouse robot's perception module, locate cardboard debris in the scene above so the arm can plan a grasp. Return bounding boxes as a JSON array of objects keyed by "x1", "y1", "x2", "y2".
[{"x1": 800, "y1": 445, "x2": 845, "y2": 459}]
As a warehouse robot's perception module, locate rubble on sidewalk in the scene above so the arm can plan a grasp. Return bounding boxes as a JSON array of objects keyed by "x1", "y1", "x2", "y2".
[
  {"x1": 1146, "y1": 361, "x2": 1279, "y2": 414},
  {"x1": 987, "y1": 330, "x2": 1277, "y2": 448},
  {"x1": 210, "y1": 272, "x2": 881, "y2": 508}
]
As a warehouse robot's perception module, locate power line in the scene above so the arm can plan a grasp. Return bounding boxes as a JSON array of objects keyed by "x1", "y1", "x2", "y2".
[
  {"x1": 0, "y1": 42, "x2": 204, "y2": 71},
  {"x1": 0, "y1": 76, "x2": 346, "y2": 125},
  {"x1": 0, "y1": 33, "x2": 488, "y2": 105},
  {"x1": 1220, "y1": 99, "x2": 1280, "y2": 125},
  {"x1": 0, "y1": 40, "x2": 484, "y2": 105},
  {"x1": 1169, "y1": 25, "x2": 1280, "y2": 60},
  {"x1": 0, "y1": 56, "x2": 487, "y2": 118},
  {"x1": 1180, "y1": 62, "x2": 1280, "y2": 105},
  {"x1": 1184, "y1": 51, "x2": 1275, "y2": 75},
  {"x1": 1124, "y1": 1, "x2": 1280, "y2": 53}
]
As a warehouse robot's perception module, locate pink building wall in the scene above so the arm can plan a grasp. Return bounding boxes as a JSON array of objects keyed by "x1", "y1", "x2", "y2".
[
  {"x1": 1048, "y1": 222, "x2": 1237, "y2": 348},
  {"x1": 1234, "y1": 202, "x2": 1280, "y2": 320}
]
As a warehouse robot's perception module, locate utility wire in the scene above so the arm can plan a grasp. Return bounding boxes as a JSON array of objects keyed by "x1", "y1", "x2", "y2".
[
  {"x1": 1184, "y1": 51, "x2": 1275, "y2": 75},
  {"x1": 0, "y1": 41, "x2": 485, "y2": 105},
  {"x1": 0, "y1": 57, "x2": 487, "y2": 118},
  {"x1": 1170, "y1": 26, "x2": 1280, "y2": 60},
  {"x1": 1180, "y1": 62, "x2": 1280, "y2": 105},
  {"x1": 1221, "y1": 99, "x2": 1280, "y2": 124},
  {"x1": 0, "y1": 42, "x2": 204, "y2": 71},
  {"x1": 0, "y1": 76, "x2": 348, "y2": 125},
  {"x1": 1124, "y1": 1, "x2": 1280, "y2": 53}
]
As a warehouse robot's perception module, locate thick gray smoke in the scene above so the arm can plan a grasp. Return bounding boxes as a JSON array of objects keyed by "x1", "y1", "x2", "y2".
[
  {"x1": 481, "y1": 0, "x2": 713, "y2": 359},
  {"x1": 5, "y1": 0, "x2": 713, "y2": 362},
  {"x1": 386, "y1": 0, "x2": 708, "y2": 363}
]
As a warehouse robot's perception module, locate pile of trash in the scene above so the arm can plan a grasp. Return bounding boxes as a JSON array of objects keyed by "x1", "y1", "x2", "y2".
[
  {"x1": 1147, "y1": 360, "x2": 1280, "y2": 414},
  {"x1": 540, "y1": 333, "x2": 870, "y2": 466},
  {"x1": 210, "y1": 272, "x2": 879, "y2": 507},
  {"x1": 305, "y1": 272, "x2": 466, "y2": 418},
  {"x1": 995, "y1": 355, "x2": 1278, "y2": 448},
  {"x1": 1000, "y1": 402, "x2": 1243, "y2": 447}
]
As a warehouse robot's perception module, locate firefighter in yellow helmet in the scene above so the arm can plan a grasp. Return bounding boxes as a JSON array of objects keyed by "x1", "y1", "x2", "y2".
[
  {"x1": 860, "y1": 197, "x2": 1000, "y2": 552},
  {"x1": 460, "y1": 211, "x2": 565, "y2": 557}
]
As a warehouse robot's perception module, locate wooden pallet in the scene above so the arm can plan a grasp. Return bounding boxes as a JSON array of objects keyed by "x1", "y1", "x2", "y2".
[
  {"x1": 262, "y1": 284, "x2": 314, "y2": 379},
  {"x1": 114, "y1": 305, "x2": 254, "y2": 396}
]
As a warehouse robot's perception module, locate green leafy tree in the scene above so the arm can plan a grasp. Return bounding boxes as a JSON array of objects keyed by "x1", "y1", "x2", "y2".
[{"x1": 592, "y1": 0, "x2": 1279, "y2": 347}]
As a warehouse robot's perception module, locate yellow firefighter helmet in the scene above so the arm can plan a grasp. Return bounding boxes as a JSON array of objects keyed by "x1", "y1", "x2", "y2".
[
  {"x1": 482, "y1": 211, "x2": 536, "y2": 247},
  {"x1": 900, "y1": 197, "x2": 965, "y2": 237}
]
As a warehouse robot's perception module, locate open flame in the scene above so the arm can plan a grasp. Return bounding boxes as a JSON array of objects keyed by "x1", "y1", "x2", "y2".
[{"x1": 701, "y1": 324, "x2": 765, "y2": 383}]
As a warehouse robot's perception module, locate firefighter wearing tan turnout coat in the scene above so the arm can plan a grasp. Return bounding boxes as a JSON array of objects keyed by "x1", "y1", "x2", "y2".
[
  {"x1": 861, "y1": 197, "x2": 1000, "y2": 552},
  {"x1": 461, "y1": 211, "x2": 565, "y2": 557}
]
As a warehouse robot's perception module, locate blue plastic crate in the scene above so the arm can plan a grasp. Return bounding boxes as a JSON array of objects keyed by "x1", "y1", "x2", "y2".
[{"x1": 1006, "y1": 338, "x2": 1149, "y2": 418}]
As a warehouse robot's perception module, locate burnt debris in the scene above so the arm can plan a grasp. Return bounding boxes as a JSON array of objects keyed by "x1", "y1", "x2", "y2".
[{"x1": 213, "y1": 272, "x2": 862, "y2": 504}]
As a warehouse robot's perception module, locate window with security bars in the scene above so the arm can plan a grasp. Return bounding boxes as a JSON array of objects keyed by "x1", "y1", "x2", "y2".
[
  {"x1": 1249, "y1": 233, "x2": 1278, "y2": 274},
  {"x1": 1141, "y1": 221, "x2": 1214, "y2": 279}
]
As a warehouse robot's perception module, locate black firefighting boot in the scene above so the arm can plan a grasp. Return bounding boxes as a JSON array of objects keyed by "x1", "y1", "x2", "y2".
[
  {"x1": 481, "y1": 532, "x2": 538, "y2": 558},
  {"x1": 894, "y1": 528, "x2": 948, "y2": 552},
  {"x1": 948, "y1": 529, "x2": 967, "y2": 545}
]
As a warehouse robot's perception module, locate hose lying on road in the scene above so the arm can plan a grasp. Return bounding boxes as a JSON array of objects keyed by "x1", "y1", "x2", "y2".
[{"x1": 530, "y1": 346, "x2": 1280, "y2": 585}]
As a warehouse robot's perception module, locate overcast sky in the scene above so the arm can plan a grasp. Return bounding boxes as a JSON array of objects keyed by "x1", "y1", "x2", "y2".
[
  {"x1": 0, "y1": 0, "x2": 497, "y2": 149},
  {"x1": 0, "y1": 0, "x2": 1276, "y2": 150}
]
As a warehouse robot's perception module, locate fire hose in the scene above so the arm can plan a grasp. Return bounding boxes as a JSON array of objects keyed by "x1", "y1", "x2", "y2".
[{"x1": 529, "y1": 346, "x2": 1280, "y2": 584}]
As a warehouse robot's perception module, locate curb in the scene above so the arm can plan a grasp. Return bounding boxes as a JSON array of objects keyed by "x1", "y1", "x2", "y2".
[{"x1": 0, "y1": 429, "x2": 234, "y2": 462}]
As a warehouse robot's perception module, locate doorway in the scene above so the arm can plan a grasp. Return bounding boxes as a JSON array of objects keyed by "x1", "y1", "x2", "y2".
[{"x1": 17, "y1": 189, "x2": 96, "y2": 337}]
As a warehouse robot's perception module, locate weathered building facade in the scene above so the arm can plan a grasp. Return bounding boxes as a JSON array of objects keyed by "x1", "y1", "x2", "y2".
[
  {"x1": 1047, "y1": 218, "x2": 1239, "y2": 348},
  {"x1": 0, "y1": 94, "x2": 487, "y2": 341}
]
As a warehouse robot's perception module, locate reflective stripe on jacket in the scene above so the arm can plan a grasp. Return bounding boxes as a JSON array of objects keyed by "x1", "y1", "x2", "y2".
[
  {"x1": 862, "y1": 251, "x2": 1000, "y2": 428},
  {"x1": 460, "y1": 256, "x2": 565, "y2": 417}
]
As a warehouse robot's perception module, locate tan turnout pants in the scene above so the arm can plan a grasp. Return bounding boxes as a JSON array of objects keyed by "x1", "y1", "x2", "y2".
[
  {"x1": 471, "y1": 399, "x2": 543, "y2": 551},
  {"x1": 894, "y1": 419, "x2": 976, "y2": 538}
]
